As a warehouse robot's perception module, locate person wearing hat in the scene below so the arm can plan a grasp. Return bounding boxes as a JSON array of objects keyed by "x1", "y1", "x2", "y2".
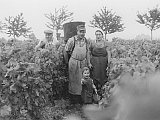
[
  {"x1": 35, "y1": 30, "x2": 58, "y2": 51},
  {"x1": 64, "y1": 24, "x2": 92, "y2": 105}
]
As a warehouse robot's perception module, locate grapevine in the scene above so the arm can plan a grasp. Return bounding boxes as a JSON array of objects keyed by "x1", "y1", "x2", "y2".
[{"x1": 1, "y1": 38, "x2": 160, "y2": 119}]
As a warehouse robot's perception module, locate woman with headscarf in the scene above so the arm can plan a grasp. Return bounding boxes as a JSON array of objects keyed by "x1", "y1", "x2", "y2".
[{"x1": 90, "y1": 30, "x2": 111, "y2": 90}]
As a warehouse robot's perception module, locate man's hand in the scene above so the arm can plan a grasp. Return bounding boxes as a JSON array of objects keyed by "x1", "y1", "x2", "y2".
[{"x1": 88, "y1": 63, "x2": 93, "y2": 69}]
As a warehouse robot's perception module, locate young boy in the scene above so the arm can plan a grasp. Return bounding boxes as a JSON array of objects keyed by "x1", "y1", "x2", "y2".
[{"x1": 81, "y1": 67, "x2": 99, "y2": 104}]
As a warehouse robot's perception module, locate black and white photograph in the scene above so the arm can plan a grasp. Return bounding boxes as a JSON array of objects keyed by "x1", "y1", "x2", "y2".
[{"x1": 1, "y1": 0, "x2": 160, "y2": 120}]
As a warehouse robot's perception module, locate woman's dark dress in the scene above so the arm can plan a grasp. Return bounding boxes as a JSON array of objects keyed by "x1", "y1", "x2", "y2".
[{"x1": 90, "y1": 41, "x2": 108, "y2": 87}]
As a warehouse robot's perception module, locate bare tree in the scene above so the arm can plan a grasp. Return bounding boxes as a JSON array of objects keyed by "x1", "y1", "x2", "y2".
[
  {"x1": 137, "y1": 6, "x2": 160, "y2": 40},
  {"x1": 45, "y1": 6, "x2": 73, "y2": 40},
  {"x1": 5, "y1": 13, "x2": 32, "y2": 39},
  {"x1": 90, "y1": 7, "x2": 124, "y2": 40}
]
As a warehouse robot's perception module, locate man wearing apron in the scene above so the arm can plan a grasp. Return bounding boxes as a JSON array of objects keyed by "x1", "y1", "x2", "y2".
[{"x1": 64, "y1": 25, "x2": 91, "y2": 104}]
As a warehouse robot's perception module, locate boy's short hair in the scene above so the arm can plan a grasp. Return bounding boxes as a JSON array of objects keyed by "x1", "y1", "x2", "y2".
[{"x1": 82, "y1": 66, "x2": 90, "y2": 74}]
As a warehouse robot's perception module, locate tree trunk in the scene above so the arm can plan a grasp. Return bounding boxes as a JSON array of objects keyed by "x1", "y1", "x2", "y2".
[
  {"x1": 105, "y1": 33, "x2": 107, "y2": 40},
  {"x1": 13, "y1": 34, "x2": 16, "y2": 39},
  {"x1": 151, "y1": 29, "x2": 153, "y2": 40},
  {"x1": 56, "y1": 29, "x2": 58, "y2": 41}
]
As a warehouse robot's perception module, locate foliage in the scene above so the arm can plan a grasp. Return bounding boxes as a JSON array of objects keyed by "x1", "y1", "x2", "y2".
[
  {"x1": 1, "y1": 37, "x2": 160, "y2": 120},
  {"x1": 5, "y1": 13, "x2": 32, "y2": 39},
  {"x1": 44, "y1": 6, "x2": 73, "y2": 40},
  {"x1": 0, "y1": 39, "x2": 68, "y2": 120},
  {"x1": 107, "y1": 38, "x2": 160, "y2": 82},
  {"x1": 0, "y1": 21, "x2": 7, "y2": 33},
  {"x1": 136, "y1": 6, "x2": 160, "y2": 40},
  {"x1": 90, "y1": 7, "x2": 124, "y2": 39},
  {"x1": 28, "y1": 33, "x2": 37, "y2": 41}
]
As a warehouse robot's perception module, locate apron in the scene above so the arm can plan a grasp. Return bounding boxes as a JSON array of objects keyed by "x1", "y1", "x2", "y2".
[{"x1": 68, "y1": 41, "x2": 87, "y2": 95}]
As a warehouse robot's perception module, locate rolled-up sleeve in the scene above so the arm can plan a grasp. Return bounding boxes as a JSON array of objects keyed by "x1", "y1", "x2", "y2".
[
  {"x1": 35, "y1": 39, "x2": 45, "y2": 51},
  {"x1": 65, "y1": 37, "x2": 74, "y2": 52}
]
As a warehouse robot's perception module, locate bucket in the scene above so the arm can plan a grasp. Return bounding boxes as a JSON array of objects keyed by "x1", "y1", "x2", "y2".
[{"x1": 63, "y1": 21, "x2": 85, "y2": 43}]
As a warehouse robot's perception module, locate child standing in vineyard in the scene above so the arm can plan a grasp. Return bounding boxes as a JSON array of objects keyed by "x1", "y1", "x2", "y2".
[{"x1": 81, "y1": 67, "x2": 99, "y2": 104}]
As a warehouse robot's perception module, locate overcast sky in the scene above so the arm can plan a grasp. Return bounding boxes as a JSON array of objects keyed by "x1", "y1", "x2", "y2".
[{"x1": 0, "y1": 0, "x2": 160, "y2": 40}]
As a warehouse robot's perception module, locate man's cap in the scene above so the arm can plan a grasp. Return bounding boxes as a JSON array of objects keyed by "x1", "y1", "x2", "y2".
[
  {"x1": 44, "y1": 30, "x2": 53, "y2": 34},
  {"x1": 77, "y1": 24, "x2": 86, "y2": 31}
]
